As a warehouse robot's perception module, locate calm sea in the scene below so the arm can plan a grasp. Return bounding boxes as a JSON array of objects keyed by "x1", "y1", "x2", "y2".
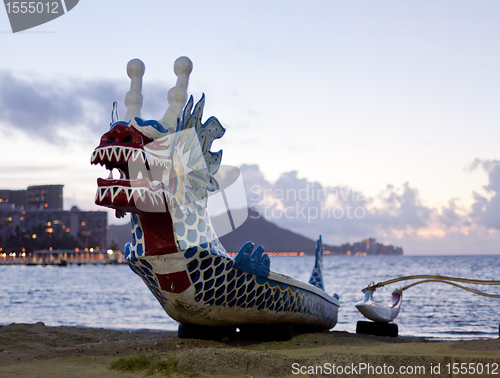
[{"x1": 1, "y1": 255, "x2": 499, "y2": 340}]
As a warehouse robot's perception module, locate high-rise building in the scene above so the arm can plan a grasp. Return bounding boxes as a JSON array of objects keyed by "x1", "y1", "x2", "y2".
[
  {"x1": 0, "y1": 185, "x2": 63, "y2": 210},
  {"x1": 0, "y1": 189, "x2": 26, "y2": 208},
  {"x1": 340, "y1": 238, "x2": 403, "y2": 256},
  {"x1": 26, "y1": 185, "x2": 63, "y2": 210},
  {"x1": 0, "y1": 185, "x2": 107, "y2": 252}
]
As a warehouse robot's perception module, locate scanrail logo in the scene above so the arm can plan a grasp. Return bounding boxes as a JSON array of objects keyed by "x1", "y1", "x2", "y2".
[{"x1": 3, "y1": 0, "x2": 78, "y2": 33}]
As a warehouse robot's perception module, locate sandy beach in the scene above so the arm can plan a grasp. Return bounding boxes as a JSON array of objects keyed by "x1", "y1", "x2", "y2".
[{"x1": 0, "y1": 322, "x2": 499, "y2": 377}]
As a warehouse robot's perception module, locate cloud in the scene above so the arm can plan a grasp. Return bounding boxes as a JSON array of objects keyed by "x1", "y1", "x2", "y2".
[
  {"x1": 240, "y1": 164, "x2": 437, "y2": 246},
  {"x1": 438, "y1": 199, "x2": 467, "y2": 228},
  {"x1": 238, "y1": 163, "x2": 500, "y2": 254},
  {"x1": 0, "y1": 71, "x2": 169, "y2": 145},
  {"x1": 470, "y1": 159, "x2": 500, "y2": 230},
  {"x1": 371, "y1": 183, "x2": 433, "y2": 230},
  {"x1": 467, "y1": 158, "x2": 500, "y2": 173}
]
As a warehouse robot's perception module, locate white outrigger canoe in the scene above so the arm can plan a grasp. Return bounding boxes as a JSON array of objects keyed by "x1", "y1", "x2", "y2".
[{"x1": 355, "y1": 289, "x2": 402, "y2": 323}]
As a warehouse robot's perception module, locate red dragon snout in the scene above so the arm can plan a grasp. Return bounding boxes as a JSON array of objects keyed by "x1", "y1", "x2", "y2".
[
  {"x1": 98, "y1": 122, "x2": 150, "y2": 150},
  {"x1": 91, "y1": 122, "x2": 174, "y2": 214}
]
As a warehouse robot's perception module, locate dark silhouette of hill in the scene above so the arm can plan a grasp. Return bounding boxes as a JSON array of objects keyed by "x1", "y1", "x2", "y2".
[{"x1": 214, "y1": 208, "x2": 328, "y2": 254}]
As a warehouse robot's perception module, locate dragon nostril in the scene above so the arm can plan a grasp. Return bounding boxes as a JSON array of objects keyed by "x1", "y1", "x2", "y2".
[
  {"x1": 106, "y1": 137, "x2": 117, "y2": 144},
  {"x1": 122, "y1": 135, "x2": 133, "y2": 143}
]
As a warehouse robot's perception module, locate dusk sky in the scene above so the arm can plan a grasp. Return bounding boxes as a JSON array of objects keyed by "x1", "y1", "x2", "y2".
[{"x1": 0, "y1": 1, "x2": 499, "y2": 255}]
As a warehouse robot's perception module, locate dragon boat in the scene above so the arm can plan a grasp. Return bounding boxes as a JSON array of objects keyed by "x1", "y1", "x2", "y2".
[{"x1": 91, "y1": 57, "x2": 340, "y2": 339}]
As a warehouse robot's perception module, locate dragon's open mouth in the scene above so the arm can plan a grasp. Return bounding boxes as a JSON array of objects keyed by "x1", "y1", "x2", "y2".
[
  {"x1": 92, "y1": 94, "x2": 225, "y2": 217},
  {"x1": 91, "y1": 128, "x2": 174, "y2": 213}
]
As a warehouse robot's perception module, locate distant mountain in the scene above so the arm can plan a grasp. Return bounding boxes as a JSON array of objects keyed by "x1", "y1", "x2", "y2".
[
  {"x1": 215, "y1": 208, "x2": 325, "y2": 254},
  {"x1": 108, "y1": 208, "x2": 326, "y2": 254}
]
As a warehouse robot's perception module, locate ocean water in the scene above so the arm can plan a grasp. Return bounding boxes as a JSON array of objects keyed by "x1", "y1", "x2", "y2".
[{"x1": 1, "y1": 255, "x2": 499, "y2": 340}]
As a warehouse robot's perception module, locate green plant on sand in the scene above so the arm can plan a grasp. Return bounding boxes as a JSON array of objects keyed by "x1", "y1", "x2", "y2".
[{"x1": 109, "y1": 353, "x2": 197, "y2": 377}]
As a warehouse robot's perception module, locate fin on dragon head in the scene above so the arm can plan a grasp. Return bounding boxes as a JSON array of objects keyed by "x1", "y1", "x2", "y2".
[{"x1": 91, "y1": 57, "x2": 225, "y2": 217}]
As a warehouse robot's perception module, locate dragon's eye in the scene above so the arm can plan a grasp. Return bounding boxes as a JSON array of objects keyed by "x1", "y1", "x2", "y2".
[{"x1": 121, "y1": 135, "x2": 133, "y2": 143}]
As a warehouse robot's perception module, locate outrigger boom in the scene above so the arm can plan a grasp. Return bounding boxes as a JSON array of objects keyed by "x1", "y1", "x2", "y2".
[{"x1": 356, "y1": 274, "x2": 500, "y2": 323}]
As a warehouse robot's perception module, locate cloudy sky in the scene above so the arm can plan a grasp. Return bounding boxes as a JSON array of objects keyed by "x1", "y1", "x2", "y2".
[{"x1": 0, "y1": 1, "x2": 499, "y2": 255}]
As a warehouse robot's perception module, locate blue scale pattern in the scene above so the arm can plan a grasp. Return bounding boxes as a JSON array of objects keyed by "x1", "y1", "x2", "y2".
[
  {"x1": 127, "y1": 258, "x2": 169, "y2": 305},
  {"x1": 184, "y1": 248, "x2": 337, "y2": 324},
  {"x1": 309, "y1": 271, "x2": 324, "y2": 290},
  {"x1": 125, "y1": 239, "x2": 337, "y2": 327}
]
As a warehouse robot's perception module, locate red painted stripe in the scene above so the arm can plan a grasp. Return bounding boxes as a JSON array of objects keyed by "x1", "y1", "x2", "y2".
[{"x1": 156, "y1": 271, "x2": 191, "y2": 294}]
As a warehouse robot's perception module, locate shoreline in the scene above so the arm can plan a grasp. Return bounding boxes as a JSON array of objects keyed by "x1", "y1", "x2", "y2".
[{"x1": 1, "y1": 322, "x2": 499, "y2": 377}]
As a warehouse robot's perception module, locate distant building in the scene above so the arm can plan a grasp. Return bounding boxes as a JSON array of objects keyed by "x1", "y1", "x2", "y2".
[
  {"x1": 0, "y1": 189, "x2": 26, "y2": 208},
  {"x1": 339, "y1": 238, "x2": 403, "y2": 256},
  {"x1": 0, "y1": 185, "x2": 107, "y2": 253},
  {"x1": 26, "y1": 185, "x2": 63, "y2": 210},
  {"x1": 0, "y1": 185, "x2": 63, "y2": 210}
]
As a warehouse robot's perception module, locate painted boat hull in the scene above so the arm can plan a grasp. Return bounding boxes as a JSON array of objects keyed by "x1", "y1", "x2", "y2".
[{"x1": 127, "y1": 250, "x2": 340, "y2": 330}]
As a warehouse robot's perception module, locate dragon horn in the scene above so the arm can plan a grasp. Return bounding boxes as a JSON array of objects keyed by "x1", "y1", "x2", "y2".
[
  {"x1": 124, "y1": 58, "x2": 145, "y2": 122},
  {"x1": 159, "y1": 56, "x2": 193, "y2": 130}
]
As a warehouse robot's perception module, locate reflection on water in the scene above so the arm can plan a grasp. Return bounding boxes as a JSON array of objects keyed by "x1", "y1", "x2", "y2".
[{"x1": 1, "y1": 255, "x2": 499, "y2": 340}]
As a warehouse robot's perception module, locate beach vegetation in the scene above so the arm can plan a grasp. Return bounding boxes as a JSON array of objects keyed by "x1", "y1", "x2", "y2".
[{"x1": 109, "y1": 353, "x2": 197, "y2": 377}]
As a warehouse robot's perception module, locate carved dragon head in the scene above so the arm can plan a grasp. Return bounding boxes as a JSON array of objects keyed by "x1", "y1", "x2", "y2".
[{"x1": 91, "y1": 57, "x2": 225, "y2": 216}]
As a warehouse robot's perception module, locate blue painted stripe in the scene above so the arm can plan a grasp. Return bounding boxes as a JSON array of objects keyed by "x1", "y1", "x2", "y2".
[{"x1": 132, "y1": 117, "x2": 168, "y2": 133}]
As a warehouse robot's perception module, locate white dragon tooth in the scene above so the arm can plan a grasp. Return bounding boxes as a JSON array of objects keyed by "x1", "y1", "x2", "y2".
[
  {"x1": 148, "y1": 191, "x2": 155, "y2": 204},
  {"x1": 132, "y1": 188, "x2": 141, "y2": 201},
  {"x1": 99, "y1": 149, "x2": 105, "y2": 160},
  {"x1": 124, "y1": 148, "x2": 132, "y2": 161},
  {"x1": 106, "y1": 147, "x2": 113, "y2": 160},
  {"x1": 137, "y1": 171, "x2": 143, "y2": 180},
  {"x1": 108, "y1": 170, "x2": 113, "y2": 179},
  {"x1": 114, "y1": 146, "x2": 121, "y2": 161},
  {"x1": 99, "y1": 187, "x2": 110, "y2": 201},
  {"x1": 135, "y1": 150, "x2": 142, "y2": 162},
  {"x1": 126, "y1": 188, "x2": 134, "y2": 202},
  {"x1": 156, "y1": 193, "x2": 163, "y2": 205},
  {"x1": 111, "y1": 186, "x2": 123, "y2": 201},
  {"x1": 133, "y1": 149, "x2": 143, "y2": 162}
]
